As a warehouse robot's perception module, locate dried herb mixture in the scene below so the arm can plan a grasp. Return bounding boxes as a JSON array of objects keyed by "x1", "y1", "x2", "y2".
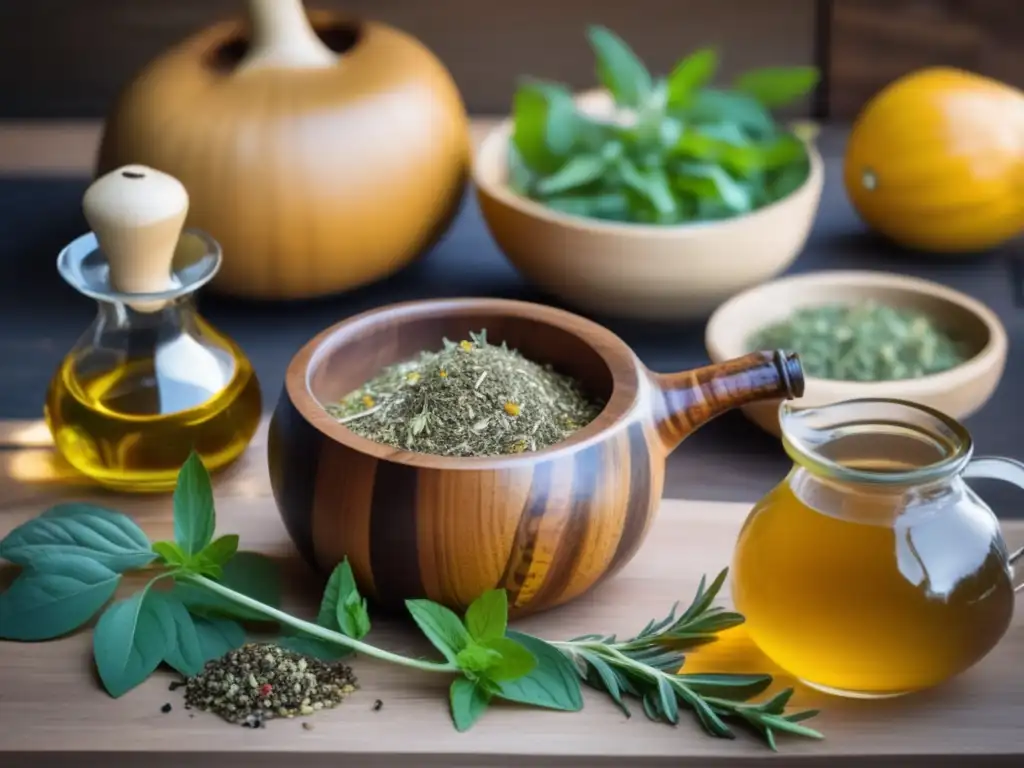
[
  {"x1": 326, "y1": 330, "x2": 603, "y2": 456},
  {"x1": 747, "y1": 301, "x2": 970, "y2": 382}
]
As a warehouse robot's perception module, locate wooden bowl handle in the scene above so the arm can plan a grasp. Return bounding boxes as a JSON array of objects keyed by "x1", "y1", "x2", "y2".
[
  {"x1": 237, "y1": 0, "x2": 338, "y2": 74},
  {"x1": 650, "y1": 351, "x2": 804, "y2": 452},
  {"x1": 82, "y1": 164, "x2": 189, "y2": 313}
]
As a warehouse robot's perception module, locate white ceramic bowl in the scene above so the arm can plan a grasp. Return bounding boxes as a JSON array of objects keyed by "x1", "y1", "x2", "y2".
[{"x1": 705, "y1": 270, "x2": 1009, "y2": 435}]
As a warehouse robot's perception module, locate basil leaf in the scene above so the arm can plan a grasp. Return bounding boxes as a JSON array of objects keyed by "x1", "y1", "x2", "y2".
[
  {"x1": 733, "y1": 66, "x2": 820, "y2": 108},
  {"x1": 544, "y1": 193, "x2": 630, "y2": 221},
  {"x1": 586, "y1": 25, "x2": 652, "y2": 108},
  {"x1": 158, "y1": 592, "x2": 206, "y2": 677},
  {"x1": 480, "y1": 636, "x2": 536, "y2": 682},
  {"x1": 666, "y1": 48, "x2": 718, "y2": 107},
  {"x1": 507, "y1": 143, "x2": 534, "y2": 196},
  {"x1": 768, "y1": 159, "x2": 810, "y2": 201},
  {"x1": 279, "y1": 634, "x2": 351, "y2": 661},
  {"x1": 495, "y1": 631, "x2": 583, "y2": 711},
  {"x1": 449, "y1": 677, "x2": 491, "y2": 732},
  {"x1": 152, "y1": 541, "x2": 187, "y2": 567},
  {"x1": 456, "y1": 643, "x2": 502, "y2": 675},
  {"x1": 512, "y1": 80, "x2": 579, "y2": 174},
  {"x1": 221, "y1": 552, "x2": 281, "y2": 608},
  {"x1": 535, "y1": 154, "x2": 606, "y2": 197},
  {"x1": 675, "y1": 162, "x2": 752, "y2": 213},
  {"x1": 192, "y1": 615, "x2": 245, "y2": 662},
  {"x1": 405, "y1": 600, "x2": 470, "y2": 663},
  {"x1": 464, "y1": 589, "x2": 507, "y2": 643},
  {"x1": 317, "y1": 559, "x2": 370, "y2": 639},
  {"x1": 199, "y1": 535, "x2": 239, "y2": 567},
  {"x1": 0, "y1": 503, "x2": 154, "y2": 572},
  {"x1": 685, "y1": 89, "x2": 774, "y2": 137},
  {"x1": 170, "y1": 582, "x2": 269, "y2": 623},
  {"x1": 618, "y1": 158, "x2": 678, "y2": 219},
  {"x1": 188, "y1": 553, "x2": 224, "y2": 580},
  {"x1": 173, "y1": 452, "x2": 215, "y2": 557},
  {"x1": 93, "y1": 586, "x2": 172, "y2": 697},
  {"x1": 0, "y1": 553, "x2": 120, "y2": 640}
]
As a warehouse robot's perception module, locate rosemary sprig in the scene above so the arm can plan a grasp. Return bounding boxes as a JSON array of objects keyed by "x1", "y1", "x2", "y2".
[{"x1": 552, "y1": 570, "x2": 822, "y2": 750}]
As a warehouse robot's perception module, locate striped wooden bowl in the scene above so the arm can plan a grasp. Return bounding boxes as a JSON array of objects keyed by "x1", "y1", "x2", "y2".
[{"x1": 268, "y1": 298, "x2": 803, "y2": 617}]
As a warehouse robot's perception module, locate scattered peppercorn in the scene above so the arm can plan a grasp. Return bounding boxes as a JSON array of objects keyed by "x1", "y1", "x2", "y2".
[
  {"x1": 168, "y1": 680, "x2": 186, "y2": 692},
  {"x1": 302, "y1": 722, "x2": 315, "y2": 731},
  {"x1": 161, "y1": 703, "x2": 172, "y2": 713},
  {"x1": 373, "y1": 699, "x2": 383, "y2": 712},
  {"x1": 183, "y1": 643, "x2": 358, "y2": 727}
]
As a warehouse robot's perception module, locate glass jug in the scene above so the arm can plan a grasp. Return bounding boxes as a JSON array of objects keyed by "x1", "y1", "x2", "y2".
[{"x1": 732, "y1": 399, "x2": 1022, "y2": 698}]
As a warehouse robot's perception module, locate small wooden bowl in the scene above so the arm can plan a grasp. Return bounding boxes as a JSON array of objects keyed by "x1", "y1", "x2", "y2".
[
  {"x1": 269, "y1": 298, "x2": 804, "y2": 616},
  {"x1": 705, "y1": 270, "x2": 1008, "y2": 436},
  {"x1": 473, "y1": 90, "x2": 824, "y2": 320}
]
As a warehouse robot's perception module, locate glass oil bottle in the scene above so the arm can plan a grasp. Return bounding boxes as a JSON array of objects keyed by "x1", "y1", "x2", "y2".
[{"x1": 45, "y1": 164, "x2": 262, "y2": 492}]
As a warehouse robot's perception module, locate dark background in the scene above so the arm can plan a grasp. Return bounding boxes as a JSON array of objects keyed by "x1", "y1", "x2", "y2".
[{"x1": 2, "y1": 0, "x2": 1022, "y2": 119}]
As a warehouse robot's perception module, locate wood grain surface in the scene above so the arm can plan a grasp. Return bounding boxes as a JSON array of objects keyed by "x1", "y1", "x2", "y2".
[
  {"x1": 0, "y1": 0, "x2": 819, "y2": 119},
  {"x1": 828, "y1": 0, "x2": 1024, "y2": 118},
  {"x1": 268, "y1": 299, "x2": 801, "y2": 616},
  {"x1": 1, "y1": 427, "x2": 1022, "y2": 766}
]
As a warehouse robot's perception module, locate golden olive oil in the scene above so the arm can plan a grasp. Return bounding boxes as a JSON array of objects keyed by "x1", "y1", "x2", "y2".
[
  {"x1": 733, "y1": 450, "x2": 1015, "y2": 697},
  {"x1": 45, "y1": 337, "x2": 261, "y2": 493}
]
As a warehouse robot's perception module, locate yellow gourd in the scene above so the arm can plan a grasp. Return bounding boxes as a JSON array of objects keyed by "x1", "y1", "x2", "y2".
[{"x1": 844, "y1": 67, "x2": 1024, "y2": 253}]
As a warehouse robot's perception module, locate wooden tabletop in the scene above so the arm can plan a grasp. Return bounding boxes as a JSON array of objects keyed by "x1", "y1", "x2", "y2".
[{"x1": 1, "y1": 422, "x2": 1022, "y2": 766}]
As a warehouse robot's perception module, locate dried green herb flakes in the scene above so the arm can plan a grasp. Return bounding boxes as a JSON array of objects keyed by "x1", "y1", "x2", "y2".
[
  {"x1": 326, "y1": 330, "x2": 602, "y2": 457},
  {"x1": 747, "y1": 302, "x2": 970, "y2": 382}
]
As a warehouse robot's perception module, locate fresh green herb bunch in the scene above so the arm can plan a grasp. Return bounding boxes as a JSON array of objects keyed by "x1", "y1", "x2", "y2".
[
  {"x1": 0, "y1": 452, "x2": 821, "y2": 749},
  {"x1": 747, "y1": 301, "x2": 970, "y2": 381},
  {"x1": 509, "y1": 26, "x2": 819, "y2": 224}
]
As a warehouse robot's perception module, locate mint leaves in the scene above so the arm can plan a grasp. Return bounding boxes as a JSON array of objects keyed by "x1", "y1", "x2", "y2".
[
  {"x1": 405, "y1": 588, "x2": 583, "y2": 731},
  {"x1": 0, "y1": 452, "x2": 823, "y2": 750},
  {"x1": 407, "y1": 600, "x2": 472, "y2": 663},
  {"x1": 510, "y1": 25, "x2": 819, "y2": 224}
]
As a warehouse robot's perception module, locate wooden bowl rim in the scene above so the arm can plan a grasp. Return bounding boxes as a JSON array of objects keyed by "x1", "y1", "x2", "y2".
[
  {"x1": 472, "y1": 88, "x2": 825, "y2": 238},
  {"x1": 704, "y1": 269, "x2": 1009, "y2": 396},
  {"x1": 283, "y1": 297, "x2": 645, "y2": 469}
]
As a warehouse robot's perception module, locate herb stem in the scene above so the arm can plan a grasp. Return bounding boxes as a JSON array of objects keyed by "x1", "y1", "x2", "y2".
[{"x1": 181, "y1": 574, "x2": 458, "y2": 674}]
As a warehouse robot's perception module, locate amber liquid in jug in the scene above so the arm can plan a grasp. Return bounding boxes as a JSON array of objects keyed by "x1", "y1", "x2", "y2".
[
  {"x1": 45, "y1": 165, "x2": 262, "y2": 492},
  {"x1": 733, "y1": 401, "x2": 1017, "y2": 698}
]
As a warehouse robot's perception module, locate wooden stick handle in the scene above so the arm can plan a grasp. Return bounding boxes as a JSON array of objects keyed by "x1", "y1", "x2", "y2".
[
  {"x1": 651, "y1": 351, "x2": 805, "y2": 453},
  {"x1": 238, "y1": 0, "x2": 338, "y2": 73},
  {"x1": 82, "y1": 164, "x2": 189, "y2": 312}
]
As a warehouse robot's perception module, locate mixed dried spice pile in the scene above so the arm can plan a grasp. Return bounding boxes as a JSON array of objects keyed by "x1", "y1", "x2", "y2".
[{"x1": 183, "y1": 643, "x2": 357, "y2": 728}]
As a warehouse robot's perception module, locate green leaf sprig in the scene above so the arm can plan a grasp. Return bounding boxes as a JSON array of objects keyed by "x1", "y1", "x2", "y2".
[
  {"x1": 553, "y1": 571, "x2": 821, "y2": 747},
  {"x1": 509, "y1": 25, "x2": 819, "y2": 224},
  {"x1": 0, "y1": 452, "x2": 822, "y2": 749}
]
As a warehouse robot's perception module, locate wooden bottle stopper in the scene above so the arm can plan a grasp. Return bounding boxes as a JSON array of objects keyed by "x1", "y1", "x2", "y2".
[
  {"x1": 82, "y1": 164, "x2": 189, "y2": 312},
  {"x1": 237, "y1": 0, "x2": 338, "y2": 74}
]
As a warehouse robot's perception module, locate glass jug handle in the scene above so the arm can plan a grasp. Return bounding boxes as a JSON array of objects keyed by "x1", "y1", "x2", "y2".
[{"x1": 963, "y1": 456, "x2": 1024, "y2": 592}]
